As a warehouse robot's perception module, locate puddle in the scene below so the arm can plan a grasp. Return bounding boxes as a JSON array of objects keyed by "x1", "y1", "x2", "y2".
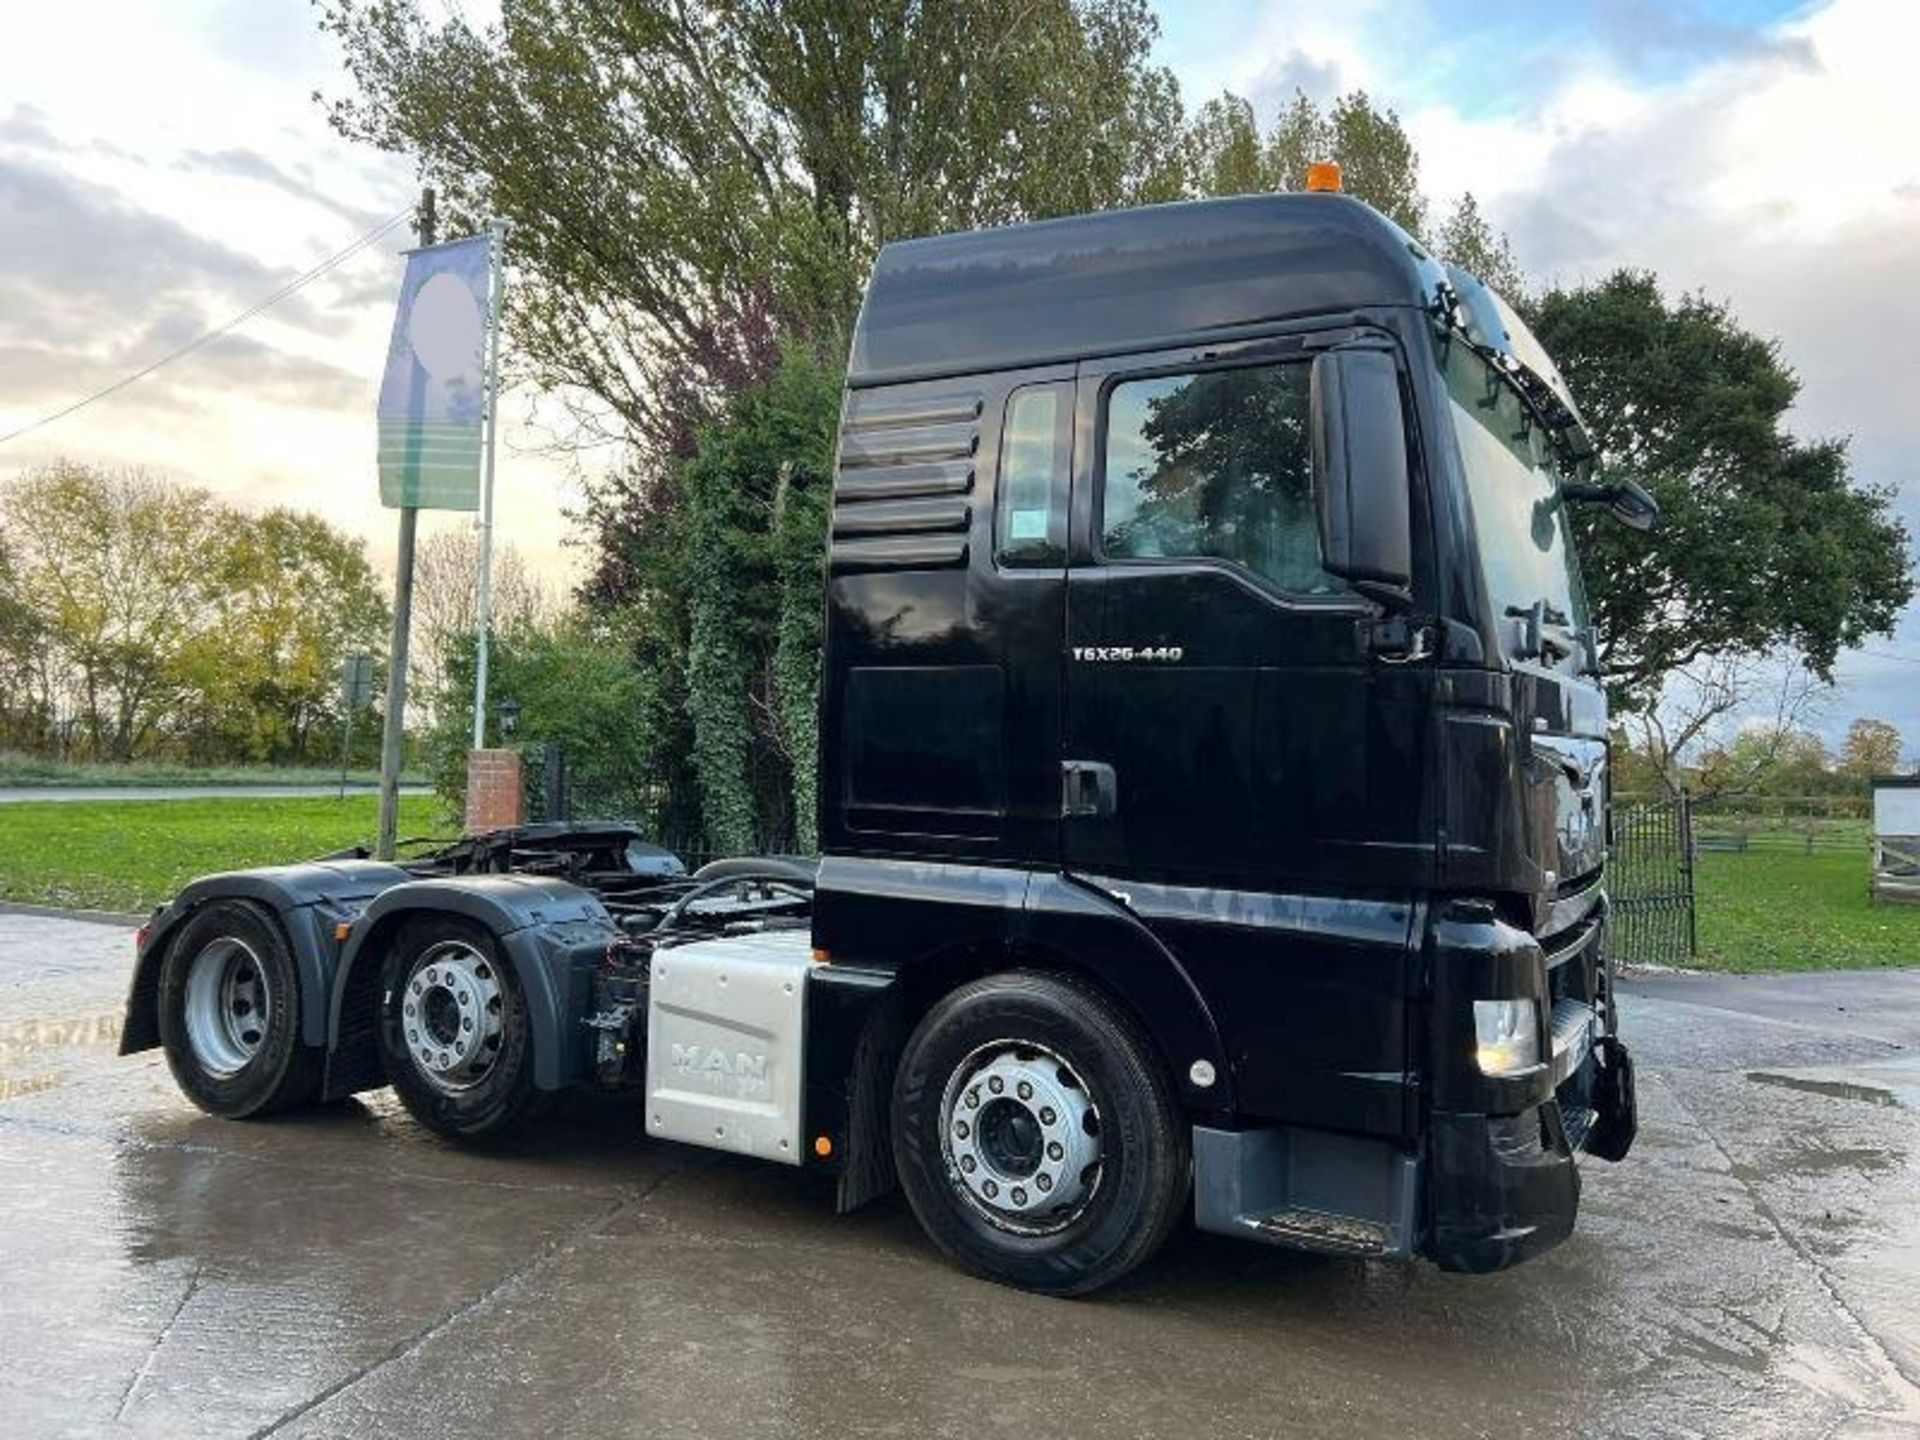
[
  {"x1": 1747, "y1": 1072, "x2": 1901, "y2": 1108},
  {"x1": 1733, "y1": 1144, "x2": 1902, "y2": 1182}
]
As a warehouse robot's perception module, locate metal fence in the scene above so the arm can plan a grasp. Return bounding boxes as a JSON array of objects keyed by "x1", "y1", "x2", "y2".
[{"x1": 1610, "y1": 793, "x2": 1698, "y2": 967}]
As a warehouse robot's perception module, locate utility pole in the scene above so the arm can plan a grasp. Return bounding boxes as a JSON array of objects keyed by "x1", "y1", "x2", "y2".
[
  {"x1": 470, "y1": 217, "x2": 508, "y2": 750},
  {"x1": 377, "y1": 186, "x2": 435, "y2": 861}
]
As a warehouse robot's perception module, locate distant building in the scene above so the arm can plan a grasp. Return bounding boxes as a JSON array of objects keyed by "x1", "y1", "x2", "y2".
[{"x1": 1870, "y1": 776, "x2": 1920, "y2": 904}]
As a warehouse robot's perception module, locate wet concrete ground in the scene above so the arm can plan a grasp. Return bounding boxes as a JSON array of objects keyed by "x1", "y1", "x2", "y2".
[{"x1": 3, "y1": 910, "x2": 1918, "y2": 1439}]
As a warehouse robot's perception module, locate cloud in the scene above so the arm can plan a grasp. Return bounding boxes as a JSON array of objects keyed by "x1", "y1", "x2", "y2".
[
  {"x1": 0, "y1": 154, "x2": 323, "y2": 333},
  {"x1": 1241, "y1": 49, "x2": 1348, "y2": 119},
  {"x1": 0, "y1": 103, "x2": 64, "y2": 151},
  {"x1": 177, "y1": 146, "x2": 389, "y2": 229},
  {"x1": 1581, "y1": 0, "x2": 1819, "y2": 76}
]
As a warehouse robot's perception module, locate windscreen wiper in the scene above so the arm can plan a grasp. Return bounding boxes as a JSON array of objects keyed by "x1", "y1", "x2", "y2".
[{"x1": 1505, "y1": 599, "x2": 1575, "y2": 663}]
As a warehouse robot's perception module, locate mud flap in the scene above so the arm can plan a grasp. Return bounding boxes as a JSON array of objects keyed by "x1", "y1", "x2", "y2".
[{"x1": 1585, "y1": 1035, "x2": 1637, "y2": 1162}]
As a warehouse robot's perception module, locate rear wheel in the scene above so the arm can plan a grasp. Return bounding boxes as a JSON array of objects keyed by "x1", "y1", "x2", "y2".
[
  {"x1": 158, "y1": 900, "x2": 322, "y2": 1118},
  {"x1": 892, "y1": 971, "x2": 1189, "y2": 1295},
  {"x1": 378, "y1": 916, "x2": 543, "y2": 1141}
]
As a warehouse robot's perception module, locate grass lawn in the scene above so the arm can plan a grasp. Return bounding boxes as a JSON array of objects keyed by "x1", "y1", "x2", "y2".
[
  {"x1": 0, "y1": 795, "x2": 449, "y2": 913},
  {"x1": 1694, "y1": 848, "x2": 1920, "y2": 972}
]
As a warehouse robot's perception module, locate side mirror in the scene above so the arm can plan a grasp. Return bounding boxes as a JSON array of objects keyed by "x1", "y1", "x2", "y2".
[
  {"x1": 1563, "y1": 478, "x2": 1660, "y2": 531},
  {"x1": 1310, "y1": 347, "x2": 1413, "y2": 607}
]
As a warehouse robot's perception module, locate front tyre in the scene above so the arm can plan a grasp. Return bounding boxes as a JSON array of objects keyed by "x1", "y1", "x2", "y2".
[
  {"x1": 378, "y1": 917, "x2": 543, "y2": 1141},
  {"x1": 892, "y1": 972, "x2": 1189, "y2": 1296},
  {"x1": 158, "y1": 900, "x2": 322, "y2": 1118}
]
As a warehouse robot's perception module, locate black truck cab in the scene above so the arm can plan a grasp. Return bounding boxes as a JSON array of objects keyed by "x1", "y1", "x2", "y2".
[
  {"x1": 122, "y1": 188, "x2": 1638, "y2": 1297},
  {"x1": 811, "y1": 189, "x2": 1636, "y2": 1275}
]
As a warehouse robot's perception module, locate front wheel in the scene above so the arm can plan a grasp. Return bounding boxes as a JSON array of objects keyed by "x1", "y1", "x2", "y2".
[
  {"x1": 378, "y1": 917, "x2": 544, "y2": 1141},
  {"x1": 891, "y1": 971, "x2": 1190, "y2": 1295}
]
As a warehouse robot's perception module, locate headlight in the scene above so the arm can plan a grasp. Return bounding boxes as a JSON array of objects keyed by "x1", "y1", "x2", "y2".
[{"x1": 1473, "y1": 999, "x2": 1540, "y2": 1076}]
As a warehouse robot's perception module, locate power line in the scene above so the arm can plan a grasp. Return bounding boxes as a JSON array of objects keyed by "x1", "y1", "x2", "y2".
[{"x1": 0, "y1": 206, "x2": 412, "y2": 447}]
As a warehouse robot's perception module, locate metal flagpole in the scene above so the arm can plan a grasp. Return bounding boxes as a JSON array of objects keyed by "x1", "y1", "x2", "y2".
[
  {"x1": 471, "y1": 218, "x2": 508, "y2": 750},
  {"x1": 377, "y1": 187, "x2": 435, "y2": 861}
]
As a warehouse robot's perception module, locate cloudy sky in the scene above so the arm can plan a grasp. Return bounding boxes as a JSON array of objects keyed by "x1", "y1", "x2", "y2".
[{"x1": 1, "y1": 0, "x2": 1916, "y2": 757}]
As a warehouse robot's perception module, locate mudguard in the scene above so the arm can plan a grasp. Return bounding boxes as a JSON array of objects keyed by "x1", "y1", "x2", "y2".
[
  {"x1": 809, "y1": 856, "x2": 1232, "y2": 1110},
  {"x1": 327, "y1": 874, "x2": 619, "y2": 1094},
  {"x1": 121, "y1": 859, "x2": 412, "y2": 1055}
]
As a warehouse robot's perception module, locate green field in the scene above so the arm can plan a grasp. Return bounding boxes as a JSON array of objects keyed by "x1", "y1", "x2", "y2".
[
  {"x1": 0, "y1": 795, "x2": 448, "y2": 912},
  {"x1": 1693, "y1": 848, "x2": 1920, "y2": 972}
]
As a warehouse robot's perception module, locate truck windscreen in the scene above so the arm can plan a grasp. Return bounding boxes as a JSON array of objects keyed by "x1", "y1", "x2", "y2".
[{"x1": 1441, "y1": 340, "x2": 1592, "y2": 659}]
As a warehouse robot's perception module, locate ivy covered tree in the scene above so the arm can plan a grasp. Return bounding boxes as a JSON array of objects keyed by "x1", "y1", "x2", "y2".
[{"x1": 673, "y1": 346, "x2": 839, "y2": 852}]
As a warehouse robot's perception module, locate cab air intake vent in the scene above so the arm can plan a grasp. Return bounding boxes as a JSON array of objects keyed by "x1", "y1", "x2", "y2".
[{"x1": 832, "y1": 391, "x2": 980, "y2": 571}]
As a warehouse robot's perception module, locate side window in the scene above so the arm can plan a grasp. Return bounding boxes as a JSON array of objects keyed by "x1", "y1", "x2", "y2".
[
  {"x1": 1101, "y1": 361, "x2": 1348, "y2": 595},
  {"x1": 995, "y1": 382, "x2": 1069, "y2": 564}
]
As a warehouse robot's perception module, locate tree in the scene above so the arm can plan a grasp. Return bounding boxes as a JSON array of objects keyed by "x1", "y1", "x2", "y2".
[
  {"x1": 321, "y1": 0, "x2": 1186, "y2": 478},
  {"x1": 1634, "y1": 652, "x2": 1824, "y2": 797},
  {"x1": 0, "y1": 532, "x2": 45, "y2": 750},
  {"x1": 171, "y1": 509, "x2": 391, "y2": 764},
  {"x1": 679, "y1": 345, "x2": 838, "y2": 853},
  {"x1": 1839, "y1": 717, "x2": 1904, "y2": 779},
  {"x1": 1192, "y1": 87, "x2": 1429, "y2": 237},
  {"x1": 0, "y1": 464, "x2": 391, "y2": 766},
  {"x1": 1, "y1": 463, "x2": 228, "y2": 760},
  {"x1": 1526, "y1": 273, "x2": 1912, "y2": 710},
  {"x1": 426, "y1": 615, "x2": 657, "y2": 826},
  {"x1": 1187, "y1": 93, "x2": 1265, "y2": 198},
  {"x1": 1696, "y1": 726, "x2": 1833, "y2": 800},
  {"x1": 410, "y1": 527, "x2": 548, "y2": 711},
  {"x1": 1433, "y1": 191, "x2": 1524, "y2": 298}
]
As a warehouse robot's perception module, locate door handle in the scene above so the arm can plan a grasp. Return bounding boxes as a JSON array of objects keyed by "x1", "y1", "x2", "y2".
[{"x1": 1062, "y1": 761, "x2": 1117, "y2": 818}]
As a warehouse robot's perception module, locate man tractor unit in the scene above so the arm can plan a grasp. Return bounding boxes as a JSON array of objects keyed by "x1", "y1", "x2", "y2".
[{"x1": 121, "y1": 183, "x2": 1650, "y2": 1295}]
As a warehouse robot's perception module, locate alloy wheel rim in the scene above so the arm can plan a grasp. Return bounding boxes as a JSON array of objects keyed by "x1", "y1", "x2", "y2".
[
  {"x1": 400, "y1": 941, "x2": 505, "y2": 1095},
  {"x1": 939, "y1": 1039, "x2": 1103, "y2": 1235},
  {"x1": 183, "y1": 937, "x2": 272, "y2": 1078}
]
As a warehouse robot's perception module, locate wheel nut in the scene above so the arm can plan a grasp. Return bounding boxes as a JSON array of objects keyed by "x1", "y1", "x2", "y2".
[
  {"x1": 988, "y1": 1076, "x2": 1004, "y2": 1094},
  {"x1": 982, "y1": 1179, "x2": 998, "y2": 1198},
  {"x1": 1040, "y1": 1107, "x2": 1057, "y2": 1126},
  {"x1": 965, "y1": 1089, "x2": 980, "y2": 1109},
  {"x1": 459, "y1": 992, "x2": 470, "y2": 1006},
  {"x1": 1017, "y1": 1081, "x2": 1032, "y2": 1100},
  {"x1": 463, "y1": 1018, "x2": 473, "y2": 1032},
  {"x1": 1011, "y1": 1186, "x2": 1027, "y2": 1205},
  {"x1": 1036, "y1": 1173, "x2": 1053, "y2": 1193},
  {"x1": 954, "y1": 1120, "x2": 970, "y2": 1139},
  {"x1": 960, "y1": 1155, "x2": 976, "y2": 1173},
  {"x1": 404, "y1": 1002, "x2": 415, "y2": 1017},
  {"x1": 1047, "y1": 1141, "x2": 1063, "y2": 1161}
]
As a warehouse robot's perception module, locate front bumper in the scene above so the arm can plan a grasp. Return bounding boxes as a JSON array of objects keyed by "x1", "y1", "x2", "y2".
[{"x1": 1427, "y1": 1035, "x2": 1637, "y2": 1273}]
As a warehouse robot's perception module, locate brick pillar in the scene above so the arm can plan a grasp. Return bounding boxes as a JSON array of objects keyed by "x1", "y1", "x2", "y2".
[{"x1": 465, "y1": 749, "x2": 525, "y2": 833}]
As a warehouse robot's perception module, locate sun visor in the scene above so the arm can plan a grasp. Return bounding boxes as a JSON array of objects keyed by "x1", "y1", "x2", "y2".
[{"x1": 1443, "y1": 265, "x2": 1595, "y2": 474}]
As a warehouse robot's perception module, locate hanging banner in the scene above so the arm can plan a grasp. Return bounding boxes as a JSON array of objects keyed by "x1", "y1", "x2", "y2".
[{"x1": 376, "y1": 233, "x2": 492, "y2": 510}]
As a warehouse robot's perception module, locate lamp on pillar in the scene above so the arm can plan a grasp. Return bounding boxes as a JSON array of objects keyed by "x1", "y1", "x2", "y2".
[{"x1": 497, "y1": 695, "x2": 522, "y2": 741}]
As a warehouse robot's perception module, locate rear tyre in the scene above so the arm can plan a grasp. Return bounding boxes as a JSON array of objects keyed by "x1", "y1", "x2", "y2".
[
  {"x1": 158, "y1": 900, "x2": 323, "y2": 1118},
  {"x1": 378, "y1": 916, "x2": 544, "y2": 1141},
  {"x1": 892, "y1": 971, "x2": 1189, "y2": 1296}
]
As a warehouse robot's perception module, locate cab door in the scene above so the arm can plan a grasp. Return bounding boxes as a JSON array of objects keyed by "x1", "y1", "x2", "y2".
[{"x1": 1060, "y1": 332, "x2": 1433, "y2": 1136}]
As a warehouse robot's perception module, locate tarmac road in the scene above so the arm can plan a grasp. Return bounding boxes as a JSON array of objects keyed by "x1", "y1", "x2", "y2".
[
  {"x1": 2, "y1": 910, "x2": 1918, "y2": 1439},
  {"x1": 0, "y1": 785, "x2": 429, "y2": 804}
]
